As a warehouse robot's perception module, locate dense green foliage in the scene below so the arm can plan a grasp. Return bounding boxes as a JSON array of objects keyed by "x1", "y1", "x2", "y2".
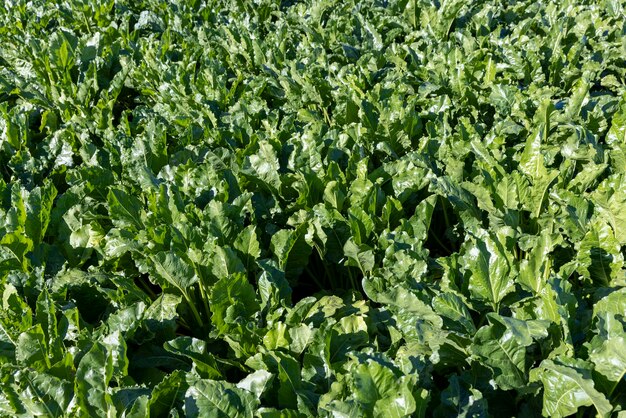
[{"x1": 1, "y1": 0, "x2": 626, "y2": 416}]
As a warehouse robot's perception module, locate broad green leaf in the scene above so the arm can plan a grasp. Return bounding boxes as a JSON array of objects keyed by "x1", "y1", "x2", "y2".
[
  {"x1": 209, "y1": 246, "x2": 246, "y2": 281},
  {"x1": 408, "y1": 195, "x2": 437, "y2": 241},
  {"x1": 323, "y1": 180, "x2": 346, "y2": 211},
  {"x1": 16, "y1": 369, "x2": 73, "y2": 418},
  {"x1": 142, "y1": 293, "x2": 180, "y2": 338},
  {"x1": 0, "y1": 232, "x2": 32, "y2": 273},
  {"x1": 101, "y1": 331, "x2": 129, "y2": 378},
  {"x1": 531, "y1": 359, "x2": 612, "y2": 418},
  {"x1": 237, "y1": 370, "x2": 274, "y2": 400},
  {"x1": 471, "y1": 320, "x2": 528, "y2": 390},
  {"x1": 275, "y1": 354, "x2": 304, "y2": 410},
  {"x1": 35, "y1": 287, "x2": 63, "y2": 363},
  {"x1": 588, "y1": 330, "x2": 626, "y2": 389},
  {"x1": 589, "y1": 290, "x2": 626, "y2": 389},
  {"x1": 185, "y1": 379, "x2": 258, "y2": 418},
  {"x1": 209, "y1": 273, "x2": 259, "y2": 335},
  {"x1": 495, "y1": 174, "x2": 520, "y2": 210},
  {"x1": 124, "y1": 395, "x2": 150, "y2": 418},
  {"x1": 148, "y1": 251, "x2": 198, "y2": 295},
  {"x1": 106, "y1": 302, "x2": 147, "y2": 338},
  {"x1": 434, "y1": 374, "x2": 488, "y2": 418},
  {"x1": 257, "y1": 259, "x2": 291, "y2": 312},
  {"x1": 432, "y1": 293, "x2": 476, "y2": 335},
  {"x1": 270, "y1": 224, "x2": 313, "y2": 280},
  {"x1": 24, "y1": 181, "x2": 57, "y2": 246},
  {"x1": 234, "y1": 225, "x2": 261, "y2": 266},
  {"x1": 48, "y1": 30, "x2": 76, "y2": 69},
  {"x1": 607, "y1": 98, "x2": 626, "y2": 174},
  {"x1": 593, "y1": 175, "x2": 626, "y2": 246},
  {"x1": 149, "y1": 370, "x2": 188, "y2": 418},
  {"x1": 16, "y1": 325, "x2": 50, "y2": 371},
  {"x1": 519, "y1": 100, "x2": 558, "y2": 217},
  {"x1": 348, "y1": 206, "x2": 375, "y2": 245},
  {"x1": 462, "y1": 232, "x2": 515, "y2": 311},
  {"x1": 243, "y1": 140, "x2": 282, "y2": 193},
  {"x1": 518, "y1": 232, "x2": 555, "y2": 293},
  {"x1": 343, "y1": 238, "x2": 375, "y2": 275},
  {"x1": 164, "y1": 337, "x2": 223, "y2": 379},
  {"x1": 75, "y1": 342, "x2": 116, "y2": 418},
  {"x1": 327, "y1": 315, "x2": 369, "y2": 364},
  {"x1": 107, "y1": 188, "x2": 144, "y2": 229},
  {"x1": 431, "y1": 177, "x2": 481, "y2": 227},
  {"x1": 354, "y1": 361, "x2": 417, "y2": 418},
  {"x1": 263, "y1": 321, "x2": 290, "y2": 350},
  {"x1": 576, "y1": 219, "x2": 623, "y2": 286},
  {"x1": 520, "y1": 101, "x2": 553, "y2": 179}
]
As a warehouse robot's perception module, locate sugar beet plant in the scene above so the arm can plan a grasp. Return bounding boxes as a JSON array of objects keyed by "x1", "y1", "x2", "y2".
[{"x1": 1, "y1": 0, "x2": 626, "y2": 416}]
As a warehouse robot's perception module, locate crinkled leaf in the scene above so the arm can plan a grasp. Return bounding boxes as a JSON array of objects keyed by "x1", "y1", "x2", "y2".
[
  {"x1": 75, "y1": 342, "x2": 116, "y2": 417},
  {"x1": 185, "y1": 379, "x2": 258, "y2": 418},
  {"x1": 462, "y1": 232, "x2": 515, "y2": 311},
  {"x1": 531, "y1": 359, "x2": 612, "y2": 418}
]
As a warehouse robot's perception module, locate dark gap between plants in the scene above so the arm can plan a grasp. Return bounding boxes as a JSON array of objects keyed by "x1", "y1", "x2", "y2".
[
  {"x1": 425, "y1": 197, "x2": 462, "y2": 258},
  {"x1": 291, "y1": 250, "x2": 365, "y2": 302}
]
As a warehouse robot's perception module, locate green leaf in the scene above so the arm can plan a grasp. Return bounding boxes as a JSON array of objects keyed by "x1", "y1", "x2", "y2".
[
  {"x1": 0, "y1": 232, "x2": 32, "y2": 273},
  {"x1": 462, "y1": 231, "x2": 515, "y2": 311},
  {"x1": 16, "y1": 325, "x2": 50, "y2": 371},
  {"x1": 164, "y1": 337, "x2": 223, "y2": 379},
  {"x1": 323, "y1": 180, "x2": 346, "y2": 211},
  {"x1": 143, "y1": 293, "x2": 181, "y2": 338},
  {"x1": 149, "y1": 370, "x2": 188, "y2": 417},
  {"x1": 495, "y1": 174, "x2": 520, "y2": 210},
  {"x1": 607, "y1": 98, "x2": 626, "y2": 174},
  {"x1": 432, "y1": 293, "x2": 476, "y2": 335},
  {"x1": 185, "y1": 379, "x2": 258, "y2": 418},
  {"x1": 348, "y1": 206, "x2": 375, "y2": 245},
  {"x1": 589, "y1": 329, "x2": 626, "y2": 389},
  {"x1": 16, "y1": 369, "x2": 73, "y2": 418},
  {"x1": 434, "y1": 374, "x2": 488, "y2": 418},
  {"x1": 518, "y1": 232, "x2": 555, "y2": 293},
  {"x1": 124, "y1": 395, "x2": 150, "y2": 418},
  {"x1": 243, "y1": 140, "x2": 282, "y2": 193},
  {"x1": 343, "y1": 238, "x2": 375, "y2": 275},
  {"x1": 431, "y1": 177, "x2": 481, "y2": 227},
  {"x1": 210, "y1": 246, "x2": 246, "y2": 281},
  {"x1": 593, "y1": 174, "x2": 626, "y2": 246},
  {"x1": 273, "y1": 352, "x2": 303, "y2": 410},
  {"x1": 327, "y1": 315, "x2": 370, "y2": 364},
  {"x1": 148, "y1": 252, "x2": 198, "y2": 295},
  {"x1": 101, "y1": 331, "x2": 129, "y2": 378},
  {"x1": 354, "y1": 361, "x2": 417, "y2": 418},
  {"x1": 531, "y1": 359, "x2": 613, "y2": 418},
  {"x1": 210, "y1": 273, "x2": 259, "y2": 335},
  {"x1": 271, "y1": 224, "x2": 312, "y2": 280},
  {"x1": 520, "y1": 100, "x2": 553, "y2": 179},
  {"x1": 107, "y1": 188, "x2": 144, "y2": 229},
  {"x1": 471, "y1": 319, "x2": 528, "y2": 390},
  {"x1": 75, "y1": 342, "x2": 116, "y2": 418},
  {"x1": 35, "y1": 287, "x2": 63, "y2": 363},
  {"x1": 257, "y1": 259, "x2": 291, "y2": 312},
  {"x1": 24, "y1": 181, "x2": 57, "y2": 246},
  {"x1": 49, "y1": 30, "x2": 76, "y2": 69},
  {"x1": 237, "y1": 370, "x2": 274, "y2": 400},
  {"x1": 588, "y1": 290, "x2": 626, "y2": 390},
  {"x1": 408, "y1": 195, "x2": 437, "y2": 242},
  {"x1": 234, "y1": 225, "x2": 261, "y2": 268},
  {"x1": 576, "y1": 219, "x2": 623, "y2": 286},
  {"x1": 519, "y1": 100, "x2": 558, "y2": 217}
]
